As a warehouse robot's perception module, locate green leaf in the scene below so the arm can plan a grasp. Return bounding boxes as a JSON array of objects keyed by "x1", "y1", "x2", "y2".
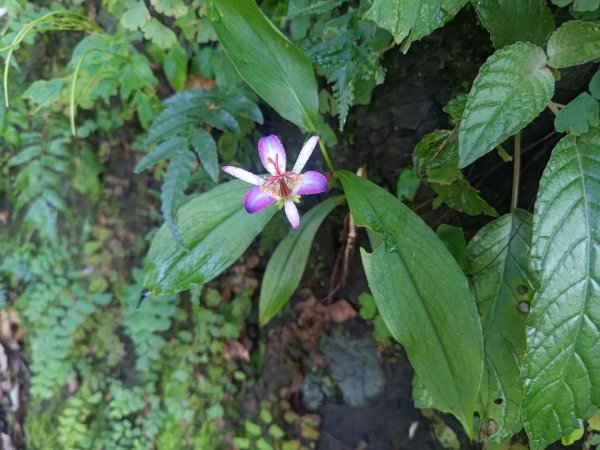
[
  {"x1": 259, "y1": 196, "x2": 344, "y2": 325},
  {"x1": 22, "y1": 78, "x2": 65, "y2": 109},
  {"x1": 121, "y1": 2, "x2": 150, "y2": 30},
  {"x1": 471, "y1": 0, "x2": 555, "y2": 49},
  {"x1": 431, "y1": 178, "x2": 499, "y2": 217},
  {"x1": 163, "y1": 44, "x2": 189, "y2": 92},
  {"x1": 522, "y1": 130, "x2": 600, "y2": 450},
  {"x1": 467, "y1": 211, "x2": 535, "y2": 442},
  {"x1": 142, "y1": 18, "x2": 177, "y2": 49},
  {"x1": 547, "y1": 20, "x2": 600, "y2": 68},
  {"x1": 150, "y1": 0, "x2": 188, "y2": 18},
  {"x1": 147, "y1": 89, "x2": 254, "y2": 144},
  {"x1": 338, "y1": 170, "x2": 483, "y2": 435},
  {"x1": 161, "y1": 150, "x2": 195, "y2": 245},
  {"x1": 459, "y1": 42, "x2": 554, "y2": 167},
  {"x1": 144, "y1": 181, "x2": 276, "y2": 296},
  {"x1": 134, "y1": 136, "x2": 186, "y2": 173},
  {"x1": 436, "y1": 224, "x2": 468, "y2": 270},
  {"x1": 552, "y1": 0, "x2": 600, "y2": 11},
  {"x1": 190, "y1": 129, "x2": 219, "y2": 182},
  {"x1": 413, "y1": 130, "x2": 498, "y2": 216},
  {"x1": 397, "y1": 169, "x2": 420, "y2": 201},
  {"x1": 211, "y1": 0, "x2": 320, "y2": 131},
  {"x1": 554, "y1": 92, "x2": 600, "y2": 135},
  {"x1": 364, "y1": 0, "x2": 467, "y2": 49},
  {"x1": 589, "y1": 69, "x2": 600, "y2": 99}
]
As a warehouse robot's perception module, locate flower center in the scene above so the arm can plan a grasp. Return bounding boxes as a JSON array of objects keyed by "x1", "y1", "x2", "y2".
[{"x1": 262, "y1": 171, "x2": 301, "y2": 200}]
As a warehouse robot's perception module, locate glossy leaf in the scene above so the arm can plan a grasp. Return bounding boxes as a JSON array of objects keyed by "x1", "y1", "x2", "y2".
[
  {"x1": 547, "y1": 20, "x2": 600, "y2": 68},
  {"x1": 471, "y1": 0, "x2": 555, "y2": 49},
  {"x1": 259, "y1": 196, "x2": 344, "y2": 325},
  {"x1": 459, "y1": 43, "x2": 554, "y2": 167},
  {"x1": 554, "y1": 92, "x2": 600, "y2": 135},
  {"x1": 522, "y1": 130, "x2": 600, "y2": 450},
  {"x1": 338, "y1": 170, "x2": 483, "y2": 435},
  {"x1": 364, "y1": 0, "x2": 467, "y2": 49},
  {"x1": 144, "y1": 181, "x2": 276, "y2": 296},
  {"x1": 467, "y1": 211, "x2": 535, "y2": 442},
  {"x1": 211, "y1": 0, "x2": 320, "y2": 131}
]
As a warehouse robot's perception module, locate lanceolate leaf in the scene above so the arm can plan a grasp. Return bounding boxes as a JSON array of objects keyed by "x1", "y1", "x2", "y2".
[
  {"x1": 134, "y1": 136, "x2": 186, "y2": 173},
  {"x1": 547, "y1": 20, "x2": 600, "y2": 68},
  {"x1": 522, "y1": 130, "x2": 600, "y2": 450},
  {"x1": 364, "y1": 0, "x2": 467, "y2": 49},
  {"x1": 471, "y1": 0, "x2": 555, "y2": 49},
  {"x1": 459, "y1": 43, "x2": 555, "y2": 167},
  {"x1": 161, "y1": 150, "x2": 195, "y2": 245},
  {"x1": 338, "y1": 170, "x2": 483, "y2": 435},
  {"x1": 259, "y1": 196, "x2": 345, "y2": 325},
  {"x1": 144, "y1": 181, "x2": 276, "y2": 296},
  {"x1": 467, "y1": 211, "x2": 535, "y2": 442},
  {"x1": 211, "y1": 0, "x2": 320, "y2": 131},
  {"x1": 190, "y1": 128, "x2": 219, "y2": 182}
]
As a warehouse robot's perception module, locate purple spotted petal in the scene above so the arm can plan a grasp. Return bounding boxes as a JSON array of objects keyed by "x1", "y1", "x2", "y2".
[
  {"x1": 258, "y1": 135, "x2": 286, "y2": 175},
  {"x1": 284, "y1": 200, "x2": 300, "y2": 229},
  {"x1": 292, "y1": 136, "x2": 319, "y2": 174},
  {"x1": 222, "y1": 166, "x2": 265, "y2": 186},
  {"x1": 244, "y1": 187, "x2": 276, "y2": 213},
  {"x1": 294, "y1": 171, "x2": 328, "y2": 196}
]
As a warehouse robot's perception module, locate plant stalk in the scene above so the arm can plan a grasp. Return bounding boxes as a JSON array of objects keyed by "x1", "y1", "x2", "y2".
[{"x1": 511, "y1": 132, "x2": 521, "y2": 212}]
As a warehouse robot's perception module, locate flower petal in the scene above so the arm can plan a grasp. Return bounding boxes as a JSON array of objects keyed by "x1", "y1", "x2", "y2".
[
  {"x1": 284, "y1": 200, "x2": 300, "y2": 229},
  {"x1": 244, "y1": 187, "x2": 276, "y2": 213},
  {"x1": 294, "y1": 171, "x2": 328, "y2": 196},
  {"x1": 292, "y1": 136, "x2": 319, "y2": 174},
  {"x1": 222, "y1": 166, "x2": 265, "y2": 186},
  {"x1": 258, "y1": 135, "x2": 286, "y2": 175}
]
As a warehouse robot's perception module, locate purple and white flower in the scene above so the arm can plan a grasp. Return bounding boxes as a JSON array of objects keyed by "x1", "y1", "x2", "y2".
[{"x1": 222, "y1": 135, "x2": 328, "y2": 229}]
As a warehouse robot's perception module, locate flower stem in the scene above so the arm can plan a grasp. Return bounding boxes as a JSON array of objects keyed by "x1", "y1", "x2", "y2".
[
  {"x1": 318, "y1": 139, "x2": 336, "y2": 176},
  {"x1": 511, "y1": 132, "x2": 521, "y2": 212}
]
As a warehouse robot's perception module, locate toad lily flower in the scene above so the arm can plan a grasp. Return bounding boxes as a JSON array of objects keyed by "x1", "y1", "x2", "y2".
[{"x1": 222, "y1": 135, "x2": 328, "y2": 229}]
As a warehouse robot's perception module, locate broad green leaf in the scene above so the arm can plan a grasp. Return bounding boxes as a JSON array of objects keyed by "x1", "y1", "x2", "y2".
[
  {"x1": 142, "y1": 18, "x2": 177, "y2": 49},
  {"x1": 121, "y1": 2, "x2": 150, "y2": 30},
  {"x1": 364, "y1": 0, "x2": 467, "y2": 49},
  {"x1": 522, "y1": 130, "x2": 600, "y2": 450},
  {"x1": 211, "y1": 0, "x2": 320, "y2": 131},
  {"x1": 413, "y1": 130, "x2": 498, "y2": 216},
  {"x1": 589, "y1": 69, "x2": 600, "y2": 99},
  {"x1": 467, "y1": 211, "x2": 535, "y2": 442},
  {"x1": 144, "y1": 181, "x2": 276, "y2": 296},
  {"x1": 150, "y1": 0, "x2": 188, "y2": 18},
  {"x1": 134, "y1": 136, "x2": 186, "y2": 173},
  {"x1": 471, "y1": 0, "x2": 555, "y2": 49},
  {"x1": 396, "y1": 169, "x2": 420, "y2": 201},
  {"x1": 547, "y1": 20, "x2": 600, "y2": 68},
  {"x1": 163, "y1": 44, "x2": 189, "y2": 92},
  {"x1": 161, "y1": 150, "x2": 195, "y2": 245},
  {"x1": 338, "y1": 170, "x2": 483, "y2": 435},
  {"x1": 554, "y1": 92, "x2": 600, "y2": 135},
  {"x1": 146, "y1": 89, "x2": 257, "y2": 144},
  {"x1": 22, "y1": 78, "x2": 65, "y2": 109},
  {"x1": 259, "y1": 196, "x2": 344, "y2": 325},
  {"x1": 190, "y1": 128, "x2": 219, "y2": 182},
  {"x1": 431, "y1": 179, "x2": 499, "y2": 217},
  {"x1": 436, "y1": 224, "x2": 468, "y2": 270},
  {"x1": 459, "y1": 43, "x2": 554, "y2": 167},
  {"x1": 552, "y1": 0, "x2": 600, "y2": 11}
]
